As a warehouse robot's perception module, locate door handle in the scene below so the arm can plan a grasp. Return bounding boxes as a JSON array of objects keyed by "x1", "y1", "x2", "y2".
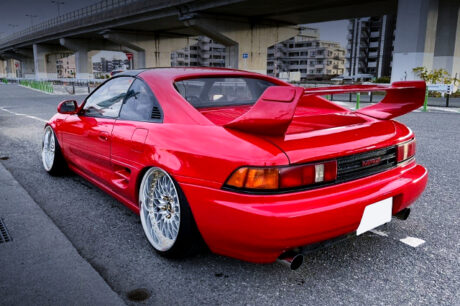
[{"x1": 98, "y1": 133, "x2": 109, "y2": 142}]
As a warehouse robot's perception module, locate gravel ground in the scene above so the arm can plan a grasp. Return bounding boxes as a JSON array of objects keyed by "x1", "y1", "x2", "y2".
[{"x1": 0, "y1": 84, "x2": 459, "y2": 305}]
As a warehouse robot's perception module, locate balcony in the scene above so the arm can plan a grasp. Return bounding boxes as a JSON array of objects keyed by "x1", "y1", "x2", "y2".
[
  {"x1": 368, "y1": 61, "x2": 377, "y2": 68},
  {"x1": 370, "y1": 31, "x2": 380, "y2": 38},
  {"x1": 368, "y1": 52, "x2": 378, "y2": 58}
]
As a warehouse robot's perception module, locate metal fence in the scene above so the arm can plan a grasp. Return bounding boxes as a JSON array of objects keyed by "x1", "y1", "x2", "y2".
[{"x1": 1, "y1": 77, "x2": 104, "y2": 95}]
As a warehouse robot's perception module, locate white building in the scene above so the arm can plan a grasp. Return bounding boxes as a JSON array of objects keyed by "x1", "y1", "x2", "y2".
[
  {"x1": 267, "y1": 27, "x2": 346, "y2": 81},
  {"x1": 171, "y1": 36, "x2": 226, "y2": 67}
]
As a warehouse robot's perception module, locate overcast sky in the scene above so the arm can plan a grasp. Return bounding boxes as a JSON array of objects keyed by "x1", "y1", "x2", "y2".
[
  {"x1": 305, "y1": 20, "x2": 349, "y2": 48},
  {"x1": 0, "y1": 0, "x2": 349, "y2": 49},
  {"x1": 0, "y1": 0, "x2": 100, "y2": 38}
]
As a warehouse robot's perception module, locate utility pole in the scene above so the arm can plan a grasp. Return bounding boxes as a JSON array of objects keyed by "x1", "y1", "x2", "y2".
[{"x1": 51, "y1": 1, "x2": 65, "y2": 16}]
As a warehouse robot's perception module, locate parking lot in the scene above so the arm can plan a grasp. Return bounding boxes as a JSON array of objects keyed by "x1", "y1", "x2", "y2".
[{"x1": 0, "y1": 84, "x2": 459, "y2": 305}]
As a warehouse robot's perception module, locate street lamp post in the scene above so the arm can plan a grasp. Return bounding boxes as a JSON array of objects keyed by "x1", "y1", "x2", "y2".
[
  {"x1": 25, "y1": 14, "x2": 38, "y2": 27},
  {"x1": 51, "y1": 1, "x2": 65, "y2": 16}
]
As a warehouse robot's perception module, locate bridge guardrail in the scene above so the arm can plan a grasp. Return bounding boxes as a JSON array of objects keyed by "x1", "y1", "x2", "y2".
[{"x1": 0, "y1": 0, "x2": 161, "y2": 48}]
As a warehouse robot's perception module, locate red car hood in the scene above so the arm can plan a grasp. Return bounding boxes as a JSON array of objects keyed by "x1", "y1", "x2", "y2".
[{"x1": 264, "y1": 113, "x2": 399, "y2": 164}]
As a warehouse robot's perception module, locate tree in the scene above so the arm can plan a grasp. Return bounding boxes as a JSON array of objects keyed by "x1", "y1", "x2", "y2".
[{"x1": 413, "y1": 67, "x2": 459, "y2": 86}]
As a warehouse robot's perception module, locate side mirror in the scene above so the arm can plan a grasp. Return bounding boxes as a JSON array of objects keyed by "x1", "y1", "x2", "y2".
[{"x1": 57, "y1": 100, "x2": 78, "y2": 114}]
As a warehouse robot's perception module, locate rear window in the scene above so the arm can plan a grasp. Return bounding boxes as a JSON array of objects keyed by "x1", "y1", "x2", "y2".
[{"x1": 174, "y1": 77, "x2": 276, "y2": 108}]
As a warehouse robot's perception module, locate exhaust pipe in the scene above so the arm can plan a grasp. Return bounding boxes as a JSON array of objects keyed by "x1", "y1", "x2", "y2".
[
  {"x1": 277, "y1": 253, "x2": 304, "y2": 270},
  {"x1": 394, "y1": 208, "x2": 411, "y2": 220}
]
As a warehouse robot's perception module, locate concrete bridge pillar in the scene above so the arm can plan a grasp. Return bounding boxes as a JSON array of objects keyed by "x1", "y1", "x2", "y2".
[
  {"x1": 13, "y1": 49, "x2": 35, "y2": 78},
  {"x1": 103, "y1": 32, "x2": 191, "y2": 68},
  {"x1": 433, "y1": 0, "x2": 460, "y2": 75},
  {"x1": 183, "y1": 17, "x2": 298, "y2": 73},
  {"x1": 391, "y1": 0, "x2": 439, "y2": 81},
  {"x1": 6, "y1": 59, "x2": 18, "y2": 78},
  {"x1": 102, "y1": 32, "x2": 146, "y2": 69},
  {"x1": 149, "y1": 37, "x2": 193, "y2": 68},
  {"x1": 20, "y1": 58, "x2": 35, "y2": 78},
  {"x1": 60, "y1": 38, "x2": 130, "y2": 78},
  {"x1": 0, "y1": 60, "x2": 6, "y2": 77},
  {"x1": 33, "y1": 44, "x2": 70, "y2": 79},
  {"x1": 59, "y1": 39, "x2": 92, "y2": 79}
]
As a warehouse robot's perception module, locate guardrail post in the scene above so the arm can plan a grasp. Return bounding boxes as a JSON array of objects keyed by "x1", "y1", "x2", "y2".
[
  {"x1": 369, "y1": 92, "x2": 373, "y2": 103},
  {"x1": 423, "y1": 88, "x2": 428, "y2": 112},
  {"x1": 446, "y1": 94, "x2": 450, "y2": 107},
  {"x1": 356, "y1": 92, "x2": 360, "y2": 109},
  {"x1": 349, "y1": 92, "x2": 352, "y2": 102}
]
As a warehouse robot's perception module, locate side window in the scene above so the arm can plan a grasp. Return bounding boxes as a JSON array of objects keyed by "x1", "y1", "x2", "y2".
[
  {"x1": 119, "y1": 79, "x2": 162, "y2": 122},
  {"x1": 82, "y1": 77, "x2": 133, "y2": 118}
]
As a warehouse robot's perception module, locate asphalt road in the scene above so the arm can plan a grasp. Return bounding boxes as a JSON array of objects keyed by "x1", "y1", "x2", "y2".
[{"x1": 0, "y1": 84, "x2": 459, "y2": 305}]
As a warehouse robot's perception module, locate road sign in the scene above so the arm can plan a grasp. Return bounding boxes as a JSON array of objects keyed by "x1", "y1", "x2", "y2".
[
  {"x1": 427, "y1": 84, "x2": 453, "y2": 94},
  {"x1": 242, "y1": 53, "x2": 248, "y2": 59}
]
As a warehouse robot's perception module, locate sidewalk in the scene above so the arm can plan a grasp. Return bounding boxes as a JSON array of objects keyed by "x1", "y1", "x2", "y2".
[
  {"x1": 333, "y1": 100, "x2": 460, "y2": 114},
  {"x1": 0, "y1": 162, "x2": 125, "y2": 305}
]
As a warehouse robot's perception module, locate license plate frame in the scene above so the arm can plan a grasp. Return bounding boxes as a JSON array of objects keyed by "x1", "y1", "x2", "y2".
[{"x1": 356, "y1": 197, "x2": 393, "y2": 235}]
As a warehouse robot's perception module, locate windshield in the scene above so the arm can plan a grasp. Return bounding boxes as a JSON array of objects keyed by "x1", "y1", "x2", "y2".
[{"x1": 174, "y1": 77, "x2": 276, "y2": 108}]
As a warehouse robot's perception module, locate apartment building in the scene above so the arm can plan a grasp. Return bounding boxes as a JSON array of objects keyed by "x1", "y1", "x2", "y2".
[
  {"x1": 92, "y1": 57, "x2": 130, "y2": 77},
  {"x1": 267, "y1": 27, "x2": 346, "y2": 81},
  {"x1": 171, "y1": 36, "x2": 226, "y2": 67},
  {"x1": 346, "y1": 15, "x2": 395, "y2": 78},
  {"x1": 56, "y1": 54, "x2": 76, "y2": 78}
]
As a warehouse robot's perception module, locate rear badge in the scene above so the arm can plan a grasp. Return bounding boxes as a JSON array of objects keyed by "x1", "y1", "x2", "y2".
[{"x1": 362, "y1": 157, "x2": 381, "y2": 167}]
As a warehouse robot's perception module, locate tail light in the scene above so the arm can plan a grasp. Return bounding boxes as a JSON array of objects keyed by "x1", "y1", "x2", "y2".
[
  {"x1": 225, "y1": 161, "x2": 337, "y2": 191},
  {"x1": 397, "y1": 139, "x2": 416, "y2": 163}
]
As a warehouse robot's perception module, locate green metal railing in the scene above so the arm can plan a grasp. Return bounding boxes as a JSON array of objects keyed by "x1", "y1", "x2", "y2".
[{"x1": 19, "y1": 80, "x2": 54, "y2": 93}]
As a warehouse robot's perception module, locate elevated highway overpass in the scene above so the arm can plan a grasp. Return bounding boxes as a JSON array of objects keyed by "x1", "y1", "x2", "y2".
[{"x1": 0, "y1": 0, "x2": 458, "y2": 81}]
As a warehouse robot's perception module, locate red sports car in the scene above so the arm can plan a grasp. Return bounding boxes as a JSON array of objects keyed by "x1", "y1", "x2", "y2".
[{"x1": 42, "y1": 68, "x2": 428, "y2": 268}]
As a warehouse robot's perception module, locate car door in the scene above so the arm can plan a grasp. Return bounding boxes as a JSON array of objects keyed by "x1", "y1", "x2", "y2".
[
  {"x1": 110, "y1": 78, "x2": 163, "y2": 202},
  {"x1": 60, "y1": 76, "x2": 134, "y2": 186}
]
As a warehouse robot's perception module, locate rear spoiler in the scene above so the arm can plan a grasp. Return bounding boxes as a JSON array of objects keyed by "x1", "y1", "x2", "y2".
[{"x1": 224, "y1": 81, "x2": 426, "y2": 136}]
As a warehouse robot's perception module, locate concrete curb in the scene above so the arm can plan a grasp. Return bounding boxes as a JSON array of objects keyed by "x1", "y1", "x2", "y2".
[{"x1": 0, "y1": 162, "x2": 125, "y2": 305}]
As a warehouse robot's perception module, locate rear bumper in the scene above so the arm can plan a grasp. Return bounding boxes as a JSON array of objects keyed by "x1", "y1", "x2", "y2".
[{"x1": 180, "y1": 161, "x2": 428, "y2": 263}]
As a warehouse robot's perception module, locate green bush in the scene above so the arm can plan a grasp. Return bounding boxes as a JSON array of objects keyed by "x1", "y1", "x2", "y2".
[
  {"x1": 374, "y1": 76, "x2": 390, "y2": 83},
  {"x1": 19, "y1": 80, "x2": 53, "y2": 93}
]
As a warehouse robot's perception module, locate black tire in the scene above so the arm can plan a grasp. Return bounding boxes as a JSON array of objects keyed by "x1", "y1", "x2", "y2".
[
  {"x1": 41, "y1": 126, "x2": 67, "y2": 176},
  {"x1": 139, "y1": 167, "x2": 204, "y2": 258}
]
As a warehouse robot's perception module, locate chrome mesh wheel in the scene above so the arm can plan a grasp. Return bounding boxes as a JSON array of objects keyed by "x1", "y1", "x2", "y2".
[
  {"x1": 42, "y1": 126, "x2": 56, "y2": 171},
  {"x1": 139, "y1": 167, "x2": 181, "y2": 252}
]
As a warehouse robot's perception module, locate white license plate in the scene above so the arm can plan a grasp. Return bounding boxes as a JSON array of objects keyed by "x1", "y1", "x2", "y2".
[{"x1": 356, "y1": 197, "x2": 393, "y2": 235}]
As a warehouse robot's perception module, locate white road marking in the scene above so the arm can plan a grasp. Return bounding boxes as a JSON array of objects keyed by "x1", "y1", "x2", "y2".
[
  {"x1": 400, "y1": 236, "x2": 426, "y2": 248},
  {"x1": 0, "y1": 107, "x2": 47, "y2": 123},
  {"x1": 369, "y1": 229, "x2": 388, "y2": 237}
]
